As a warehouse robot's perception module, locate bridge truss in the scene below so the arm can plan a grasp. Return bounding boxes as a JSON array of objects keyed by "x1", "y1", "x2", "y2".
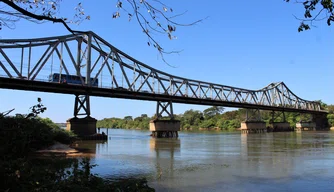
[{"x1": 0, "y1": 31, "x2": 323, "y2": 113}]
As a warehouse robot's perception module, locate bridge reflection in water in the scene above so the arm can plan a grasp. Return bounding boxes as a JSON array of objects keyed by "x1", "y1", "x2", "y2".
[{"x1": 149, "y1": 138, "x2": 180, "y2": 179}]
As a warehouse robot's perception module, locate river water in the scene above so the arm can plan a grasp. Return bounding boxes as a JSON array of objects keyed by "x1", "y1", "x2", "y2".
[{"x1": 76, "y1": 129, "x2": 334, "y2": 191}]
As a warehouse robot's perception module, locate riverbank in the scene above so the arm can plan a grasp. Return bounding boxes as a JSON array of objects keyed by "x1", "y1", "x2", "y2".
[{"x1": 1, "y1": 116, "x2": 155, "y2": 192}]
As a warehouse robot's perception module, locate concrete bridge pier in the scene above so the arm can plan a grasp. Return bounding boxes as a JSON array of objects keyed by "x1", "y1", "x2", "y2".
[
  {"x1": 295, "y1": 113, "x2": 329, "y2": 131},
  {"x1": 268, "y1": 111, "x2": 292, "y2": 132},
  {"x1": 295, "y1": 122, "x2": 316, "y2": 131},
  {"x1": 150, "y1": 101, "x2": 180, "y2": 138},
  {"x1": 66, "y1": 95, "x2": 97, "y2": 137},
  {"x1": 312, "y1": 113, "x2": 330, "y2": 130},
  {"x1": 295, "y1": 113, "x2": 314, "y2": 131},
  {"x1": 240, "y1": 121, "x2": 267, "y2": 133},
  {"x1": 271, "y1": 122, "x2": 292, "y2": 132},
  {"x1": 66, "y1": 116, "x2": 97, "y2": 136},
  {"x1": 240, "y1": 109, "x2": 267, "y2": 134},
  {"x1": 150, "y1": 119, "x2": 180, "y2": 138}
]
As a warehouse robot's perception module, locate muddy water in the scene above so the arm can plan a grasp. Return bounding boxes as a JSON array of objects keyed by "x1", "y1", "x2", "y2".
[{"x1": 76, "y1": 129, "x2": 334, "y2": 192}]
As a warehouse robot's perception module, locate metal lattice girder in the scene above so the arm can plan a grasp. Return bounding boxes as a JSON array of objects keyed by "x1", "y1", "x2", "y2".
[
  {"x1": 156, "y1": 101, "x2": 174, "y2": 119},
  {"x1": 0, "y1": 31, "x2": 323, "y2": 113},
  {"x1": 245, "y1": 109, "x2": 262, "y2": 122},
  {"x1": 74, "y1": 95, "x2": 90, "y2": 117},
  {"x1": 270, "y1": 111, "x2": 287, "y2": 123}
]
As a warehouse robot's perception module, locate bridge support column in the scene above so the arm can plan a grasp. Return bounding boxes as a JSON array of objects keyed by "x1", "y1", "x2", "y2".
[
  {"x1": 66, "y1": 95, "x2": 97, "y2": 137},
  {"x1": 312, "y1": 113, "x2": 329, "y2": 130},
  {"x1": 268, "y1": 111, "x2": 292, "y2": 132},
  {"x1": 240, "y1": 109, "x2": 266, "y2": 133},
  {"x1": 150, "y1": 101, "x2": 180, "y2": 138},
  {"x1": 271, "y1": 122, "x2": 292, "y2": 132},
  {"x1": 295, "y1": 113, "x2": 316, "y2": 131},
  {"x1": 295, "y1": 122, "x2": 316, "y2": 131}
]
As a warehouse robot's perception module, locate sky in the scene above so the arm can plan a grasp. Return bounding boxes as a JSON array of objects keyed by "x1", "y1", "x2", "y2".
[{"x1": 0, "y1": 0, "x2": 333, "y2": 123}]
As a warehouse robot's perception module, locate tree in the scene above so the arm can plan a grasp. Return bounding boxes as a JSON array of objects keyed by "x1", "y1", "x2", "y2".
[
  {"x1": 182, "y1": 109, "x2": 203, "y2": 127},
  {"x1": 0, "y1": 0, "x2": 88, "y2": 32},
  {"x1": 326, "y1": 104, "x2": 334, "y2": 113},
  {"x1": 26, "y1": 97, "x2": 47, "y2": 119},
  {"x1": 285, "y1": 0, "x2": 334, "y2": 31},
  {"x1": 203, "y1": 106, "x2": 224, "y2": 119},
  {"x1": 124, "y1": 116, "x2": 133, "y2": 121},
  {"x1": 113, "y1": 0, "x2": 204, "y2": 56},
  {"x1": 0, "y1": 0, "x2": 203, "y2": 59},
  {"x1": 141, "y1": 114, "x2": 148, "y2": 118}
]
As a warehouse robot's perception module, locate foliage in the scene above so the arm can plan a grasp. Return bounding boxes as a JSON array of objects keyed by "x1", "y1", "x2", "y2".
[
  {"x1": 1, "y1": 157, "x2": 155, "y2": 192},
  {"x1": 285, "y1": 0, "x2": 334, "y2": 31},
  {"x1": 326, "y1": 104, "x2": 334, "y2": 126},
  {"x1": 217, "y1": 119, "x2": 240, "y2": 131},
  {"x1": 97, "y1": 114, "x2": 152, "y2": 130},
  {"x1": 203, "y1": 106, "x2": 224, "y2": 119},
  {"x1": 1, "y1": 98, "x2": 155, "y2": 191},
  {"x1": 0, "y1": 116, "x2": 76, "y2": 159},
  {"x1": 97, "y1": 103, "x2": 334, "y2": 130},
  {"x1": 200, "y1": 119, "x2": 216, "y2": 129},
  {"x1": 26, "y1": 97, "x2": 47, "y2": 119},
  {"x1": 1, "y1": 115, "x2": 154, "y2": 192},
  {"x1": 180, "y1": 109, "x2": 203, "y2": 129}
]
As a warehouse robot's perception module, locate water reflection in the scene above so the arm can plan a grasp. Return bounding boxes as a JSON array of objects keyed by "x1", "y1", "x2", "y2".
[
  {"x1": 74, "y1": 140, "x2": 108, "y2": 154},
  {"x1": 73, "y1": 129, "x2": 334, "y2": 191},
  {"x1": 149, "y1": 138, "x2": 180, "y2": 179},
  {"x1": 239, "y1": 132, "x2": 332, "y2": 180}
]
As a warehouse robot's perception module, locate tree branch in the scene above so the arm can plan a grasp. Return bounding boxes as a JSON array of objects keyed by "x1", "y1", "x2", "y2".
[{"x1": 0, "y1": 0, "x2": 83, "y2": 34}]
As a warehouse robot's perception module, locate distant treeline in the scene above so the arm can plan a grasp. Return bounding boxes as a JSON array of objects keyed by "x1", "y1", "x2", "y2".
[
  {"x1": 97, "y1": 103, "x2": 334, "y2": 130},
  {"x1": 56, "y1": 123, "x2": 67, "y2": 127}
]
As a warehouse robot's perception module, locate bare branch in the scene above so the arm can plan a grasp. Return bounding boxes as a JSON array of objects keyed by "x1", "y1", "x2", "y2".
[
  {"x1": 114, "y1": 0, "x2": 206, "y2": 64},
  {"x1": 0, "y1": 0, "x2": 75, "y2": 32}
]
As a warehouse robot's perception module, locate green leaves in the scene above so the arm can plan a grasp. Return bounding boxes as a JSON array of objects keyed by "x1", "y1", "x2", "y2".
[
  {"x1": 26, "y1": 98, "x2": 47, "y2": 119},
  {"x1": 298, "y1": 22, "x2": 311, "y2": 32},
  {"x1": 286, "y1": 0, "x2": 334, "y2": 31},
  {"x1": 327, "y1": 15, "x2": 334, "y2": 25}
]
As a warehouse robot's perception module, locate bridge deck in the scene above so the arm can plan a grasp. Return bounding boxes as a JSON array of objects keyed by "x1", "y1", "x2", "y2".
[{"x1": 0, "y1": 77, "x2": 326, "y2": 114}]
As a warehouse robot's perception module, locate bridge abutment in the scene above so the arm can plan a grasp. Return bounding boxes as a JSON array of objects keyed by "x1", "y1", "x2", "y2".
[{"x1": 150, "y1": 101, "x2": 180, "y2": 138}]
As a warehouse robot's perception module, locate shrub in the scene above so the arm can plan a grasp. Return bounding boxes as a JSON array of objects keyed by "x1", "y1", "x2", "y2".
[{"x1": 0, "y1": 116, "x2": 75, "y2": 158}]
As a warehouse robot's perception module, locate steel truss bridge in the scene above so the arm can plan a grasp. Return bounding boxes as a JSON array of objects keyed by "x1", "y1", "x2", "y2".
[{"x1": 0, "y1": 31, "x2": 325, "y2": 118}]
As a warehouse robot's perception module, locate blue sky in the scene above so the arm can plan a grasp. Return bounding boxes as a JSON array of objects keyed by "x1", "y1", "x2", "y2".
[{"x1": 0, "y1": 0, "x2": 333, "y2": 123}]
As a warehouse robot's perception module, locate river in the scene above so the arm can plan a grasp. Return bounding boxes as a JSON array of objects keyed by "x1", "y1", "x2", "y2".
[{"x1": 75, "y1": 129, "x2": 334, "y2": 192}]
